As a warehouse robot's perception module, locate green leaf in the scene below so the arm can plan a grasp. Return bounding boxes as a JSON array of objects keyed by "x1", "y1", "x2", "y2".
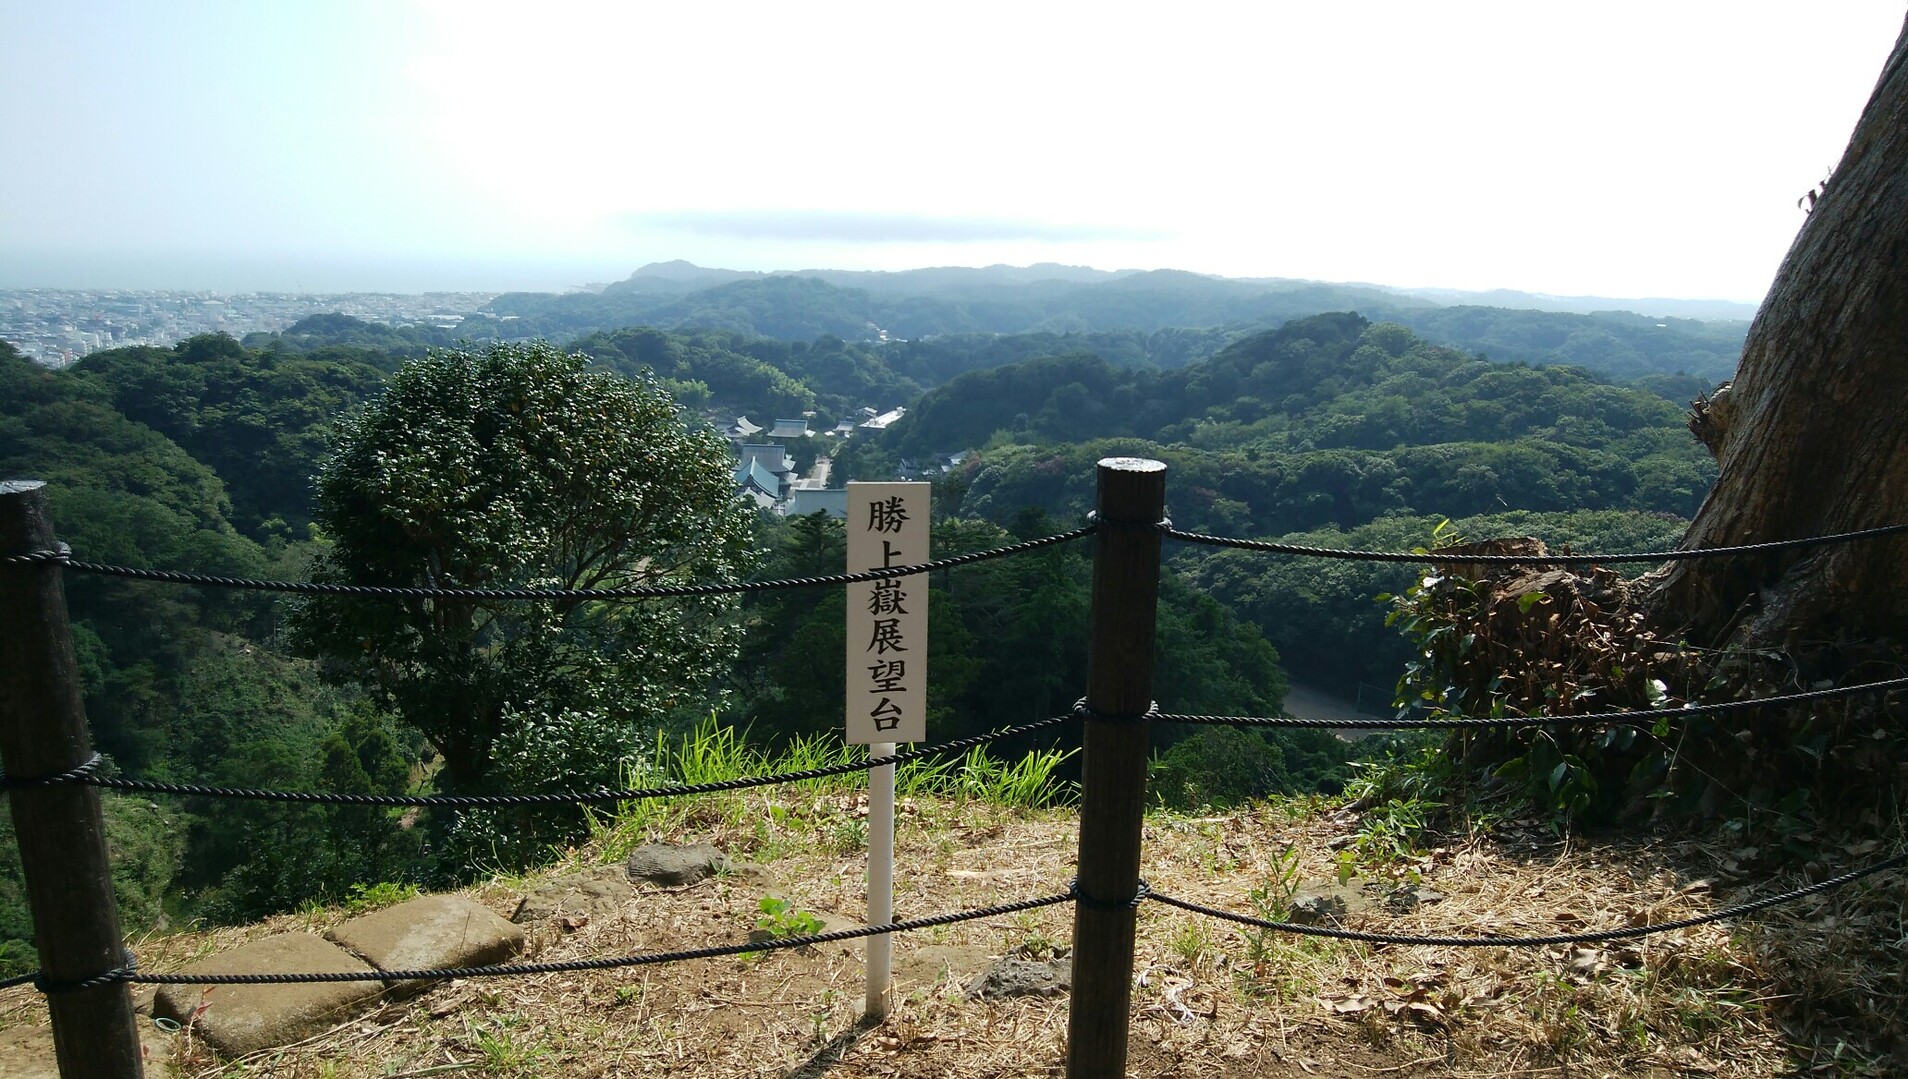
[{"x1": 1549, "y1": 761, "x2": 1571, "y2": 791}]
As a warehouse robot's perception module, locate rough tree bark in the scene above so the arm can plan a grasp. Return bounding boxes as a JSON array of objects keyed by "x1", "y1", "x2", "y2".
[{"x1": 1645, "y1": 15, "x2": 1908, "y2": 653}]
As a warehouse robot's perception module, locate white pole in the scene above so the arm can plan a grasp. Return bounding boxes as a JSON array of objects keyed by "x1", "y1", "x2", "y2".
[{"x1": 866, "y1": 741, "x2": 895, "y2": 1018}]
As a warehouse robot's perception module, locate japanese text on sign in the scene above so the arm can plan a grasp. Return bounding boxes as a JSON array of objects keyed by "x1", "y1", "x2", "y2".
[{"x1": 845, "y1": 482, "x2": 929, "y2": 743}]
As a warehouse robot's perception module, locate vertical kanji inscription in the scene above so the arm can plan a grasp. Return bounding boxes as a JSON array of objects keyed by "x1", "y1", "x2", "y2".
[{"x1": 845, "y1": 482, "x2": 929, "y2": 743}]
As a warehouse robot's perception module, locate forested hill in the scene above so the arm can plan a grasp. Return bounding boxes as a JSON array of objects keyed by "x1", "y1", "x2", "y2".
[
  {"x1": 256, "y1": 313, "x2": 1250, "y2": 423},
  {"x1": 472, "y1": 264, "x2": 1747, "y2": 382},
  {"x1": 840, "y1": 313, "x2": 1712, "y2": 696},
  {"x1": 258, "y1": 299, "x2": 1737, "y2": 430},
  {"x1": 603, "y1": 261, "x2": 1763, "y2": 322},
  {"x1": 887, "y1": 313, "x2": 1713, "y2": 526},
  {"x1": 480, "y1": 268, "x2": 1420, "y2": 341}
]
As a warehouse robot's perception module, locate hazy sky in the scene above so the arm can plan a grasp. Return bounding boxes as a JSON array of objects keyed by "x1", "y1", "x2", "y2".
[{"x1": 4, "y1": 1, "x2": 1904, "y2": 299}]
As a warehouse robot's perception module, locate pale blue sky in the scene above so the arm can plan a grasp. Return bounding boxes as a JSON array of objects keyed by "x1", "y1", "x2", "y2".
[{"x1": 3, "y1": 1, "x2": 1904, "y2": 299}]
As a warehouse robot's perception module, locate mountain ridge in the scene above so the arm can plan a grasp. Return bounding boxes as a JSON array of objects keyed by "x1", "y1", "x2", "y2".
[{"x1": 603, "y1": 261, "x2": 1759, "y2": 321}]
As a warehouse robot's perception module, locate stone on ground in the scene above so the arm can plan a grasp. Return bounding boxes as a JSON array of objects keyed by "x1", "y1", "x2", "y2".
[
  {"x1": 966, "y1": 956, "x2": 1071, "y2": 999},
  {"x1": 327, "y1": 895, "x2": 525, "y2": 996},
  {"x1": 512, "y1": 865, "x2": 634, "y2": 924},
  {"x1": 1287, "y1": 881, "x2": 1373, "y2": 925},
  {"x1": 625, "y1": 841, "x2": 728, "y2": 887},
  {"x1": 150, "y1": 933, "x2": 381, "y2": 1057}
]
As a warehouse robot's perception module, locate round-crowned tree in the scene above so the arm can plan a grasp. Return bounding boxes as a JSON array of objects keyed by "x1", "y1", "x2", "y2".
[{"x1": 292, "y1": 342, "x2": 756, "y2": 860}]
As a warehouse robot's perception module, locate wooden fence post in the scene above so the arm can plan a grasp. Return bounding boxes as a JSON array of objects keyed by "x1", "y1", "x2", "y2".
[
  {"x1": 1066, "y1": 457, "x2": 1166, "y2": 1079},
  {"x1": 0, "y1": 481, "x2": 145, "y2": 1078}
]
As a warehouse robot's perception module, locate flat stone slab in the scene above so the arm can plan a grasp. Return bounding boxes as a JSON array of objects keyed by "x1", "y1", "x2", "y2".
[
  {"x1": 513, "y1": 865, "x2": 634, "y2": 924},
  {"x1": 328, "y1": 895, "x2": 525, "y2": 995},
  {"x1": 151, "y1": 933, "x2": 381, "y2": 1057}
]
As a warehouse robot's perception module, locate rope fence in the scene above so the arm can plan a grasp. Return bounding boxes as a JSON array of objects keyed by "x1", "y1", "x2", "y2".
[
  {"x1": 1, "y1": 714, "x2": 1071, "y2": 805},
  {"x1": 6, "y1": 517, "x2": 1907, "y2": 601},
  {"x1": 1147, "y1": 846, "x2": 1908, "y2": 947},
  {"x1": 6, "y1": 468, "x2": 1908, "y2": 1077},
  {"x1": 12, "y1": 675, "x2": 1901, "y2": 805},
  {"x1": 1155, "y1": 675, "x2": 1908, "y2": 731},
  {"x1": 2, "y1": 621, "x2": 1902, "y2": 992},
  {"x1": 1162, "y1": 519, "x2": 1908, "y2": 564},
  {"x1": 0, "y1": 524, "x2": 1095, "y2": 599},
  {"x1": 126, "y1": 894, "x2": 1077, "y2": 989}
]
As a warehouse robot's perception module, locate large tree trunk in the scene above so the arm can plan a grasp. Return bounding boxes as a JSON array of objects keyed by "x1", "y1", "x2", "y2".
[
  {"x1": 1408, "y1": 33, "x2": 1908, "y2": 1053},
  {"x1": 1645, "y1": 15, "x2": 1908, "y2": 651}
]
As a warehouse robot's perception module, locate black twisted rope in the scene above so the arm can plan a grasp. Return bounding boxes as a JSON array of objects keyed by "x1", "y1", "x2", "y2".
[
  {"x1": 0, "y1": 751, "x2": 104, "y2": 791},
  {"x1": 0, "y1": 526, "x2": 1095, "y2": 598},
  {"x1": 18, "y1": 679, "x2": 1903, "y2": 802},
  {"x1": 1163, "y1": 520, "x2": 1908, "y2": 565},
  {"x1": 1149, "y1": 847, "x2": 1908, "y2": 947},
  {"x1": 115, "y1": 892, "x2": 1073, "y2": 987},
  {"x1": 1157, "y1": 675, "x2": 1908, "y2": 732},
  {"x1": 33, "y1": 714, "x2": 1070, "y2": 806},
  {"x1": 0, "y1": 970, "x2": 37, "y2": 991}
]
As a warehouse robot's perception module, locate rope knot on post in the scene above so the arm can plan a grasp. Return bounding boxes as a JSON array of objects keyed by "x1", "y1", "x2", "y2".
[
  {"x1": 34, "y1": 953, "x2": 138, "y2": 995},
  {"x1": 0, "y1": 546, "x2": 70, "y2": 568},
  {"x1": 1071, "y1": 698, "x2": 1160, "y2": 725},
  {"x1": 1085, "y1": 512, "x2": 1172, "y2": 534},
  {"x1": 0, "y1": 749, "x2": 103, "y2": 790},
  {"x1": 1068, "y1": 877, "x2": 1152, "y2": 912}
]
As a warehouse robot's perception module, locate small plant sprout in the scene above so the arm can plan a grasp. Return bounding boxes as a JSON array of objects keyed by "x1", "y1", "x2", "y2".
[{"x1": 754, "y1": 895, "x2": 826, "y2": 942}]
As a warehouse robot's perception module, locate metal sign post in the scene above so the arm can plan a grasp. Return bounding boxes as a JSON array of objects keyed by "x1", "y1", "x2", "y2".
[{"x1": 845, "y1": 481, "x2": 929, "y2": 1019}]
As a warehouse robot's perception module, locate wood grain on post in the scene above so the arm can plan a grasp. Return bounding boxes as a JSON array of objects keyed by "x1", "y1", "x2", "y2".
[
  {"x1": 0, "y1": 481, "x2": 145, "y2": 1078},
  {"x1": 1066, "y1": 458, "x2": 1166, "y2": 1079}
]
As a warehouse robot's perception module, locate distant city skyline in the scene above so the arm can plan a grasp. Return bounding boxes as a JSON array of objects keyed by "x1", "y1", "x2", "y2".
[{"x1": 5, "y1": 2, "x2": 1904, "y2": 301}]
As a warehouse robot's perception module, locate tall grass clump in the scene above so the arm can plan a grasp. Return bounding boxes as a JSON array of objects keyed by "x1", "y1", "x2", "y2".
[
  {"x1": 587, "y1": 717, "x2": 1078, "y2": 858},
  {"x1": 949, "y1": 745, "x2": 1077, "y2": 807}
]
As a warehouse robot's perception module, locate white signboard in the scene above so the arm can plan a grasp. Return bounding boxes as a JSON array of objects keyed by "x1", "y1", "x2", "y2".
[{"x1": 845, "y1": 482, "x2": 929, "y2": 744}]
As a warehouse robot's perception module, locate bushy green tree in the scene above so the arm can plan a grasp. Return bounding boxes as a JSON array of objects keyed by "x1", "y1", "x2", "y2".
[{"x1": 291, "y1": 342, "x2": 756, "y2": 865}]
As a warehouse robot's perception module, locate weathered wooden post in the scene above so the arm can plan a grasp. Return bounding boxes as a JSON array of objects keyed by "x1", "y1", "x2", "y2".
[
  {"x1": 1066, "y1": 458, "x2": 1165, "y2": 1079},
  {"x1": 0, "y1": 481, "x2": 145, "y2": 1078}
]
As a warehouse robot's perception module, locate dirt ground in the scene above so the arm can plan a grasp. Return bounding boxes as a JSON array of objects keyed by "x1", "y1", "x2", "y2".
[{"x1": 3, "y1": 792, "x2": 1902, "y2": 1078}]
